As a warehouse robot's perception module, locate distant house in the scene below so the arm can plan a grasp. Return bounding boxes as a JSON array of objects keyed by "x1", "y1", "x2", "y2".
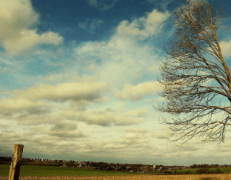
[
  {"x1": 93, "y1": 165, "x2": 100, "y2": 169},
  {"x1": 141, "y1": 166, "x2": 149, "y2": 171},
  {"x1": 115, "y1": 166, "x2": 121, "y2": 170},
  {"x1": 126, "y1": 166, "x2": 131, "y2": 170}
]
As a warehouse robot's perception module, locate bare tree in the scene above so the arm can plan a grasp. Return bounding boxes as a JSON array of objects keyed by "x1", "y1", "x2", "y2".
[{"x1": 153, "y1": 0, "x2": 231, "y2": 146}]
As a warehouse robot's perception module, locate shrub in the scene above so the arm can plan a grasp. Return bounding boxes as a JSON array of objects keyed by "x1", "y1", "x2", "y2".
[
  {"x1": 185, "y1": 170, "x2": 191, "y2": 174},
  {"x1": 209, "y1": 170, "x2": 215, "y2": 174},
  {"x1": 196, "y1": 168, "x2": 223, "y2": 174},
  {"x1": 214, "y1": 168, "x2": 223, "y2": 174},
  {"x1": 66, "y1": 160, "x2": 75, "y2": 167},
  {"x1": 196, "y1": 168, "x2": 210, "y2": 174},
  {"x1": 164, "y1": 171, "x2": 172, "y2": 174}
]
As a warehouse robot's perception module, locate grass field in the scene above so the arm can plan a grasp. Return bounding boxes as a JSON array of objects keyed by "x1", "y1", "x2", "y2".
[
  {"x1": 1, "y1": 164, "x2": 231, "y2": 180},
  {"x1": 167, "y1": 167, "x2": 231, "y2": 174},
  {"x1": 0, "y1": 164, "x2": 231, "y2": 178},
  {"x1": 0, "y1": 164, "x2": 142, "y2": 177}
]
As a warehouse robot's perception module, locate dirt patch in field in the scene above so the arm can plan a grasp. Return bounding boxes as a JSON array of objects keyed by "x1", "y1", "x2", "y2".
[{"x1": 0, "y1": 174, "x2": 231, "y2": 180}]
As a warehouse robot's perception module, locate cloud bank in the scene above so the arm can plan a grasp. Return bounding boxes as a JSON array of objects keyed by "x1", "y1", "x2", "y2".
[{"x1": 0, "y1": 0, "x2": 63, "y2": 55}]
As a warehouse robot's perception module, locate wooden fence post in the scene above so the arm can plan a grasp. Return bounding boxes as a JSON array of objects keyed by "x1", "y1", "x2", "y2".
[{"x1": 9, "y1": 144, "x2": 24, "y2": 180}]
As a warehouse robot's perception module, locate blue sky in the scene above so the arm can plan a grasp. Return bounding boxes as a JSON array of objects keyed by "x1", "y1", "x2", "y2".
[{"x1": 1, "y1": 0, "x2": 231, "y2": 166}]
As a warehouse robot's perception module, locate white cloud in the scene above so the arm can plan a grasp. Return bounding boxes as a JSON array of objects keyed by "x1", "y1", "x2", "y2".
[
  {"x1": 116, "y1": 9, "x2": 170, "y2": 40},
  {"x1": 0, "y1": 0, "x2": 63, "y2": 55},
  {"x1": 50, "y1": 121, "x2": 77, "y2": 131},
  {"x1": 116, "y1": 81, "x2": 162, "y2": 101},
  {"x1": 78, "y1": 110, "x2": 114, "y2": 126},
  {"x1": 0, "y1": 98, "x2": 44, "y2": 115},
  {"x1": 88, "y1": 0, "x2": 97, "y2": 6},
  {"x1": 11, "y1": 82, "x2": 108, "y2": 102},
  {"x1": 114, "y1": 132, "x2": 150, "y2": 145},
  {"x1": 16, "y1": 113, "x2": 65, "y2": 126},
  {"x1": 153, "y1": 127, "x2": 170, "y2": 139},
  {"x1": 75, "y1": 36, "x2": 160, "y2": 90},
  {"x1": 79, "y1": 19, "x2": 104, "y2": 33},
  {"x1": 122, "y1": 127, "x2": 148, "y2": 133},
  {"x1": 86, "y1": 0, "x2": 118, "y2": 11},
  {"x1": 113, "y1": 108, "x2": 149, "y2": 126},
  {"x1": 74, "y1": 108, "x2": 148, "y2": 127},
  {"x1": 74, "y1": 9, "x2": 169, "y2": 90},
  {"x1": 148, "y1": 65, "x2": 159, "y2": 73},
  {"x1": 124, "y1": 108, "x2": 149, "y2": 117},
  {"x1": 155, "y1": 96, "x2": 166, "y2": 102},
  {"x1": 114, "y1": 116, "x2": 145, "y2": 126},
  {"x1": 220, "y1": 38, "x2": 231, "y2": 57},
  {"x1": 43, "y1": 73, "x2": 70, "y2": 83},
  {"x1": 60, "y1": 109, "x2": 83, "y2": 119},
  {"x1": 44, "y1": 121, "x2": 85, "y2": 138}
]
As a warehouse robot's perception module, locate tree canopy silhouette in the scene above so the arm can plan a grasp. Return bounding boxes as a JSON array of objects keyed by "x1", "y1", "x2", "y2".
[{"x1": 154, "y1": 0, "x2": 230, "y2": 146}]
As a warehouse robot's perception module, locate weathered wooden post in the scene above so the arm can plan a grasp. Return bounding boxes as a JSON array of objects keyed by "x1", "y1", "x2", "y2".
[{"x1": 9, "y1": 144, "x2": 24, "y2": 180}]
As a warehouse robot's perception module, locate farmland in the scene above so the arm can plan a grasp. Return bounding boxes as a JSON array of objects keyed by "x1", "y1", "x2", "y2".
[
  {"x1": 1, "y1": 164, "x2": 231, "y2": 179},
  {"x1": 0, "y1": 164, "x2": 140, "y2": 177}
]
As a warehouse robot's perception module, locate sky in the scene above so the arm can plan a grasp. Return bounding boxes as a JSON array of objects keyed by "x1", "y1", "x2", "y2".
[{"x1": 1, "y1": 0, "x2": 231, "y2": 166}]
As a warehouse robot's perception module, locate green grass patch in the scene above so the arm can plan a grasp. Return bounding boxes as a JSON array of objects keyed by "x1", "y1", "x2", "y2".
[
  {"x1": 164, "y1": 167, "x2": 231, "y2": 174},
  {"x1": 0, "y1": 164, "x2": 141, "y2": 177},
  {"x1": 1, "y1": 164, "x2": 230, "y2": 177}
]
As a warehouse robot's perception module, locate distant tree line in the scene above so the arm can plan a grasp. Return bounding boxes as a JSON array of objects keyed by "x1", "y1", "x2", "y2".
[{"x1": 191, "y1": 164, "x2": 230, "y2": 168}]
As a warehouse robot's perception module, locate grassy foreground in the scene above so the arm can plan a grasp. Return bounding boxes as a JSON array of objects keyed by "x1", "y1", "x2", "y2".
[{"x1": 0, "y1": 164, "x2": 141, "y2": 177}]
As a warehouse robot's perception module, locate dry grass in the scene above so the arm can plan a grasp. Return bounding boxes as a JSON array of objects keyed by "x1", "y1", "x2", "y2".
[{"x1": 1, "y1": 174, "x2": 231, "y2": 180}]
